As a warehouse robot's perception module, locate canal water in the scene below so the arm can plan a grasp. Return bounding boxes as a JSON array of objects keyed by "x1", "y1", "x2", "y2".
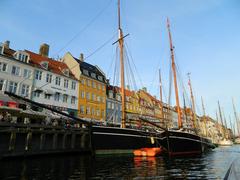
[{"x1": 0, "y1": 145, "x2": 240, "y2": 179}]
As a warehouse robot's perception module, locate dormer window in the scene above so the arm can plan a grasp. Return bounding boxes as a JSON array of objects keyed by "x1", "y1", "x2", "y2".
[
  {"x1": 83, "y1": 69, "x2": 89, "y2": 76},
  {"x1": 91, "y1": 73, "x2": 96, "y2": 79},
  {"x1": 62, "y1": 69, "x2": 69, "y2": 77},
  {"x1": 14, "y1": 51, "x2": 29, "y2": 63},
  {"x1": 40, "y1": 61, "x2": 48, "y2": 70},
  {"x1": 98, "y1": 75, "x2": 103, "y2": 81}
]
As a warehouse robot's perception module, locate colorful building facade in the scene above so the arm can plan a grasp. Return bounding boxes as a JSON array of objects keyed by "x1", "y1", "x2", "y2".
[{"x1": 63, "y1": 52, "x2": 107, "y2": 121}]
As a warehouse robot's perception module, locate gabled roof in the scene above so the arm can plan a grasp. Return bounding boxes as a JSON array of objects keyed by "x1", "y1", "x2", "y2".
[
  {"x1": 73, "y1": 57, "x2": 106, "y2": 82},
  {"x1": 26, "y1": 50, "x2": 76, "y2": 80}
]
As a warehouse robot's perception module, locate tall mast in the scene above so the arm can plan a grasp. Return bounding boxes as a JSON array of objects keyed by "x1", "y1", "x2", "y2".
[
  {"x1": 118, "y1": 0, "x2": 126, "y2": 128},
  {"x1": 187, "y1": 73, "x2": 197, "y2": 129},
  {"x1": 159, "y1": 69, "x2": 164, "y2": 121},
  {"x1": 167, "y1": 18, "x2": 182, "y2": 128},
  {"x1": 218, "y1": 101, "x2": 225, "y2": 138},
  {"x1": 229, "y1": 115, "x2": 234, "y2": 138},
  {"x1": 232, "y1": 98, "x2": 240, "y2": 136},
  {"x1": 183, "y1": 93, "x2": 189, "y2": 128},
  {"x1": 201, "y1": 96, "x2": 208, "y2": 136}
]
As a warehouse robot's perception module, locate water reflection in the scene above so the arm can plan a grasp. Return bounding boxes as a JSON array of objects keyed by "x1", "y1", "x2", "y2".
[{"x1": 0, "y1": 146, "x2": 240, "y2": 179}]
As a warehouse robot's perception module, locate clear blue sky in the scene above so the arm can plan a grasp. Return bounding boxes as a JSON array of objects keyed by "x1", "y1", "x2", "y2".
[{"x1": 1, "y1": 0, "x2": 240, "y2": 127}]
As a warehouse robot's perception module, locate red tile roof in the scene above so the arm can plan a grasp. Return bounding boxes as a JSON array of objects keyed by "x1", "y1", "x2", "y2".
[{"x1": 26, "y1": 50, "x2": 76, "y2": 80}]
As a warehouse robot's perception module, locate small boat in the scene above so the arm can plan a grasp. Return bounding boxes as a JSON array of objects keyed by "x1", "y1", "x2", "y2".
[
  {"x1": 218, "y1": 139, "x2": 233, "y2": 146},
  {"x1": 133, "y1": 147, "x2": 163, "y2": 157}
]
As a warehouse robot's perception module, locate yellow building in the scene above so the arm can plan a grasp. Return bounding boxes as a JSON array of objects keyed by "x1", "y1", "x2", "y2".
[{"x1": 62, "y1": 52, "x2": 107, "y2": 121}]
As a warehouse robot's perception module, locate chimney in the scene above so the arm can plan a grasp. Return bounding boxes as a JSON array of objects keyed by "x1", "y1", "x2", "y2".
[
  {"x1": 39, "y1": 43, "x2": 49, "y2": 57},
  {"x1": 3, "y1": 40, "x2": 10, "y2": 49},
  {"x1": 79, "y1": 53, "x2": 84, "y2": 62}
]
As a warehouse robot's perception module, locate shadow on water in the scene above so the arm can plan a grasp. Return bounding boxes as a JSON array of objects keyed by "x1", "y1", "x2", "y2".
[{"x1": 0, "y1": 145, "x2": 240, "y2": 179}]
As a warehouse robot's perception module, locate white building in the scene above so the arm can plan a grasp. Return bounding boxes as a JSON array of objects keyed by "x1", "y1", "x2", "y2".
[
  {"x1": 0, "y1": 41, "x2": 34, "y2": 99},
  {"x1": 26, "y1": 44, "x2": 79, "y2": 117},
  {"x1": 0, "y1": 41, "x2": 79, "y2": 117}
]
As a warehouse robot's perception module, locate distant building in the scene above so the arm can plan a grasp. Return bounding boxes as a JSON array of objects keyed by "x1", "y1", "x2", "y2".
[
  {"x1": 63, "y1": 52, "x2": 107, "y2": 121},
  {"x1": 106, "y1": 85, "x2": 121, "y2": 125}
]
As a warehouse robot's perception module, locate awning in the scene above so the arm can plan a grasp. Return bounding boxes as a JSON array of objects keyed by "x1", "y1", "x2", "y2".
[
  {"x1": 0, "y1": 106, "x2": 21, "y2": 113},
  {"x1": 33, "y1": 87, "x2": 43, "y2": 92},
  {"x1": 45, "y1": 90, "x2": 54, "y2": 95},
  {"x1": 19, "y1": 109, "x2": 46, "y2": 118}
]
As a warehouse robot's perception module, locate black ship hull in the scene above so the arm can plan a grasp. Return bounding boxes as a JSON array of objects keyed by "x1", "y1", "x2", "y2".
[
  {"x1": 161, "y1": 130, "x2": 215, "y2": 156},
  {"x1": 91, "y1": 126, "x2": 164, "y2": 155}
]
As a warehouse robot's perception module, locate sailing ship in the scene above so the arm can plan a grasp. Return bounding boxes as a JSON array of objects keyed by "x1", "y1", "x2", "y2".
[
  {"x1": 232, "y1": 98, "x2": 240, "y2": 144},
  {"x1": 217, "y1": 101, "x2": 233, "y2": 146},
  {"x1": 91, "y1": 0, "x2": 164, "y2": 155},
  {"x1": 160, "y1": 19, "x2": 215, "y2": 156}
]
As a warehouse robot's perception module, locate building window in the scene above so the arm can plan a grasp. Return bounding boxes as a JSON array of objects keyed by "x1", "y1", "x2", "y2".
[
  {"x1": 11, "y1": 66, "x2": 20, "y2": 76},
  {"x1": 101, "y1": 110, "x2": 105, "y2": 118},
  {"x1": 72, "y1": 81, "x2": 76, "y2": 90},
  {"x1": 86, "y1": 107, "x2": 90, "y2": 115},
  {"x1": 81, "y1": 78, "x2": 85, "y2": 85},
  {"x1": 109, "y1": 91, "x2": 113, "y2": 98},
  {"x1": 80, "y1": 105, "x2": 85, "y2": 114},
  {"x1": 92, "y1": 93, "x2": 95, "y2": 101},
  {"x1": 107, "y1": 102, "x2": 111, "y2": 109},
  {"x1": 63, "y1": 94, "x2": 68, "y2": 103},
  {"x1": 86, "y1": 92, "x2": 90, "y2": 100},
  {"x1": 17, "y1": 53, "x2": 29, "y2": 63},
  {"x1": 97, "y1": 96, "x2": 101, "y2": 102},
  {"x1": 102, "y1": 85, "x2": 105, "y2": 91},
  {"x1": 111, "y1": 103, "x2": 114, "y2": 109},
  {"x1": 40, "y1": 61, "x2": 48, "y2": 70},
  {"x1": 101, "y1": 96, "x2": 105, "y2": 103},
  {"x1": 92, "y1": 81, "x2": 96, "y2": 88},
  {"x1": 0, "y1": 62, "x2": 7, "y2": 72},
  {"x1": 8, "y1": 81, "x2": 18, "y2": 94},
  {"x1": 23, "y1": 69, "x2": 31, "y2": 79},
  {"x1": 81, "y1": 91, "x2": 85, "y2": 98},
  {"x1": 97, "y1": 84, "x2": 101, "y2": 90},
  {"x1": 64, "y1": 79, "x2": 69, "y2": 88},
  {"x1": 0, "y1": 79, "x2": 4, "y2": 91},
  {"x1": 87, "y1": 80, "x2": 91, "y2": 87},
  {"x1": 83, "y1": 69, "x2": 89, "y2": 76},
  {"x1": 91, "y1": 73, "x2": 96, "y2": 79},
  {"x1": 96, "y1": 109, "x2": 100, "y2": 116},
  {"x1": 44, "y1": 94, "x2": 51, "y2": 100},
  {"x1": 21, "y1": 84, "x2": 29, "y2": 97},
  {"x1": 92, "y1": 108, "x2": 95, "y2": 116},
  {"x1": 55, "y1": 76, "x2": 61, "y2": 86},
  {"x1": 54, "y1": 93, "x2": 60, "y2": 101},
  {"x1": 46, "y1": 73, "x2": 52, "y2": 83},
  {"x1": 98, "y1": 76, "x2": 103, "y2": 81},
  {"x1": 71, "y1": 96, "x2": 76, "y2": 104},
  {"x1": 33, "y1": 91, "x2": 41, "y2": 97},
  {"x1": 35, "y1": 70, "x2": 42, "y2": 80}
]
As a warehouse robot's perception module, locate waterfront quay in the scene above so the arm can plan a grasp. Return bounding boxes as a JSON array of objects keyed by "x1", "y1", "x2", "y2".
[{"x1": 0, "y1": 122, "x2": 92, "y2": 159}]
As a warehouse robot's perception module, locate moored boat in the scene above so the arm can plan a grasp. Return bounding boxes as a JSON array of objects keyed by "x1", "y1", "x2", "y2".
[
  {"x1": 159, "y1": 18, "x2": 215, "y2": 157},
  {"x1": 218, "y1": 139, "x2": 233, "y2": 146}
]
